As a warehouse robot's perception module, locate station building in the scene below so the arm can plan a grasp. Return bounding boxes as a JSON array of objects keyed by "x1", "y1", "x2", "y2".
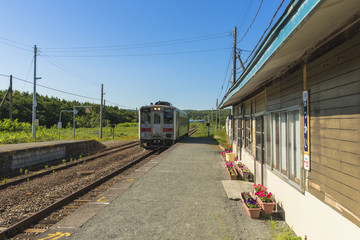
[{"x1": 220, "y1": 0, "x2": 360, "y2": 239}]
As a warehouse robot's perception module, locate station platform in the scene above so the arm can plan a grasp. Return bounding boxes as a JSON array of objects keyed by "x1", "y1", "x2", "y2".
[
  {"x1": 0, "y1": 140, "x2": 107, "y2": 176},
  {"x1": 35, "y1": 137, "x2": 275, "y2": 240}
]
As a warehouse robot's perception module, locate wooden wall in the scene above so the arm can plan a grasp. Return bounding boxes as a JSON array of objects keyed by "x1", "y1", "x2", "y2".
[
  {"x1": 266, "y1": 68, "x2": 302, "y2": 112},
  {"x1": 307, "y1": 33, "x2": 360, "y2": 227}
]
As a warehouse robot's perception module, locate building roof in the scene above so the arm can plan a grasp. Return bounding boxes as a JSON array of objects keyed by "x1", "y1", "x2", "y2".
[{"x1": 220, "y1": 0, "x2": 360, "y2": 108}]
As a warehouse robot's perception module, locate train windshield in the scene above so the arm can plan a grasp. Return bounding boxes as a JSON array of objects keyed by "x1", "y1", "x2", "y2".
[
  {"x1": 164, "y1": 109, "x2": 174, "y2": 124},
  {"x1": 141, "y1": 109, "x2": 151, "y2": 124},
  {"x1": 154, "y1": 113, "x2": 161, "y2": 124}
]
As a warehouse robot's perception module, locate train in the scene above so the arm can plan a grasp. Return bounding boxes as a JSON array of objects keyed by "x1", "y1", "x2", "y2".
[{"x1": 139, "y1": 101, "x2": 189, "y2": 150}]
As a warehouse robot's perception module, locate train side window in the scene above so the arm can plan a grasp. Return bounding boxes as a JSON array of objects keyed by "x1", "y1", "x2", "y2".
[
  {"x1": 141, "y1": 109, "x2": 151, "y2": 124},
  {"x1": 164, "y1": 109, "x2": 174, "y2": 124},
  {"x1": 154, "y1": 113, "x2": 161, "y2": 124}
]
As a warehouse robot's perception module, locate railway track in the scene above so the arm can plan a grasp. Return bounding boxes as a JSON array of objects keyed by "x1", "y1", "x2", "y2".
[
  {"x1": 0, "y1": 141, "x2": 139, "y2": 190},
  {"x1": 0, "y1": 145, "x2": 158, "y2": 239}
]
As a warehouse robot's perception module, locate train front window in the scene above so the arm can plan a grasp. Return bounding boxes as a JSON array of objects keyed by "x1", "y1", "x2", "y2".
[
  {"x1": 164, "y1": 109, "x2": 174, "y2": 124},
  {"x1": 141, "y1": 109, "x2": 151, "y2": 124},
  {"x1": 154, "y1": 113, "x2": 161, "y2": 124}
]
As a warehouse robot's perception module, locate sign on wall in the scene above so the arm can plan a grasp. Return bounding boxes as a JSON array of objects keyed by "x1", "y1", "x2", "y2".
[{"x1": 303, "y1": 90, "x2": 310, "y2": 171}]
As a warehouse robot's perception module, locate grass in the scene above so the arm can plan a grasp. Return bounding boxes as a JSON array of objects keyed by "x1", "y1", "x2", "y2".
[
  {"x1": 270, "y1": 217, "x2": 302, "y2": 240},
  {"x1": 0, "y1": 122, "x2": 139, "y2": 145},
  {"x1": 191, "y1": 122, "x2": 229, "y2": 147}
]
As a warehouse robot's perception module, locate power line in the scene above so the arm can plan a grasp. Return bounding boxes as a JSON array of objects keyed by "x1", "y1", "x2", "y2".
[
  {"x1": 0, "y1": 73, "x2": 100, "y2": 101},
  {"x1": 39, "y1": 52, "x2": 99, "y2": 88},
  {"x1": 236, "y1": 0, "x2": 254, "y2": 34},
  {"x1": 106, "y1": 100, "x2": 134, "y2": 110},
  {"x1": 218, "y1": 50, "x2": 233, "y2": 100},
  {"x1": 237, "y1": 0, "x2": 264, "y2": 44},
  {"x1": 0, "y1": 40, "x2": 33, "y2": 52},
  {"x1": 42, "y1": 47, "x2": 233, "y2": 58},
  {"x1": 245, "y1": 0, "x2": 285, "y2": 64},
  {"x1": 0, "y1": 36, "x2": 33, "y2": 48},
  {"x1": 40, "y1": 32, "x2": 231, "y2": 51}
]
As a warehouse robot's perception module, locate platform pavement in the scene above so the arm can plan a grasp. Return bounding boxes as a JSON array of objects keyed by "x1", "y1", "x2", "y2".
[{"x1": 36, "y1": 137, "x2": 275, "y2": 240}]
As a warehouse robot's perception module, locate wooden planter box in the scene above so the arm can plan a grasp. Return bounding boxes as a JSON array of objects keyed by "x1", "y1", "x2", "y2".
[{"x1": 240, "y1": 192, "x2": 261, "y2": 219}]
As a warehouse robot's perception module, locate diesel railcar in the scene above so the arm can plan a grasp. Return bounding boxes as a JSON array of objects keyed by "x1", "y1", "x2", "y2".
[{"x1": 139, "y1": 101, "x2": 189, "y2": 150}]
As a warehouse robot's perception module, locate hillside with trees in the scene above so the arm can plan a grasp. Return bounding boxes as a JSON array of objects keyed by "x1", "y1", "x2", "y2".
[
  {"x1": 184, "y1": 109, "x2": 231, "y2": 125},
  {"x1": 0, "y1": 90, "x2": 136, "y2": 128},
  {"x1": 0, "y1": 90, "x2": 231, "y2": 129}
]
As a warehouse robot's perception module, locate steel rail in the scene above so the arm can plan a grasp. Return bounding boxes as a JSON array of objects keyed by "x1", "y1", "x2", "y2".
[
  {"x1": 0, "y1": 149, "x2": 156, "y2": 239},
  {"x1": 0, "y1": 141, "x2": 139, "y2": 190}
]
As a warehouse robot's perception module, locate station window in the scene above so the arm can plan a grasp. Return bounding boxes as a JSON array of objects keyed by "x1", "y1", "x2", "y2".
[
  {"x1": 164, "y1": 109, "x2": 174, "y2": 124},
  {"x1": 267, "y1": 109, "x2": 301, "y2": 184},
  {"x1": 141, "y1": 109, "x2": 151, "y2": 124},
  {"x1": 255, "y1": 116, "x2": 263, "y2": 162},
  {"x1": 245, "y1": 117, "x2": 252, "y2": 152}
]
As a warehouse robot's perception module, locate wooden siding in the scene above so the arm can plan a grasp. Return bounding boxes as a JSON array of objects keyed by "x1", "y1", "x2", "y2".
[
  {"x1": 244, "y1": 101, "x2": 251, "y2": 115},
  {"x1": 266, "y1": 69, "x2": 303, "y2": 112},
  {"x1": 307, "y1": 33, "x2": 360, "y2": 227},
  {"x1": 255, "y1": 93, "x2": 266, "y2": 113}
]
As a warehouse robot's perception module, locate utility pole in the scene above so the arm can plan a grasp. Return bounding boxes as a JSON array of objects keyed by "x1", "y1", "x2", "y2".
[
  {"x1": 216, "y1": 99, "x2": 218, "y2": 131},
  {"x1": 9, "y1": 75, "x2": 12, "y2": 121},
  {"x1": 211, "y1": 108, "x2": 213, "y2": 123},
  {"x1": 232, "y1": 27, "x2": 237, "y2": 85},
  {"x1": 231, "y1": 27, "x2": 237, "y2": 122},
  {"x1": 32, "y1": 45, "x2": 38, "y2": 139},
  {"x1": 136, "y1": 107, "x2": 138, "y2": 122},
  {"x1": 100, "y1": 84, "x2": 103, "y2": 139}
]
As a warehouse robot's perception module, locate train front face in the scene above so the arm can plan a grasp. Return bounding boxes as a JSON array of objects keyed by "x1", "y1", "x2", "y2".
[{"x1": 139, "y1": 105, "x2": 175, "y2": 150}]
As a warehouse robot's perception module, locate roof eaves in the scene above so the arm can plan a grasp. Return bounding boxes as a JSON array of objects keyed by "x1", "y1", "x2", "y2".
[{"x1": 220, "y1": 0, "x2": 321, "y2": 108}]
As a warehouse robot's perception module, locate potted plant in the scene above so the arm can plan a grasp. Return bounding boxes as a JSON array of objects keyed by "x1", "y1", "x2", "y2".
[
  {"x1": 234, "y1": 161, "x2": 250, "y2": 179},
  {"x1": 220, "y1": 152, "x2": 226, "y2": 161},
  {"x1": 240, "y1": 192, "x2": 261, "y2": 219},
  {"x1": 253, "y1": 184, "x2": 276, "y2": 214},
  {"x1": 225, "y1": 162, "x2": 238, "y2": 180}
]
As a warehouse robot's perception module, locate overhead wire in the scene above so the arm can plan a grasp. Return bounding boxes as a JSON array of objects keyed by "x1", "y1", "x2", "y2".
[
  {"x1": 237, "y1": 0, "x2": 264, "y2": 44},
  {"x1": 1, "y1": 73, "x2": 134, "y2": 108},
  {"x1": 236, "y1": 0, "x2": 254, "y2": 34},
  {"x1": 40, "y1": 32, "x2": 231, "y2": 51},
  {"x1": 218, "y1": 50, "x2": 233, "y2": 101},
  {"x1": 0, "y1": 40, "x2": 33, "y2": 52},
  {"x1": 244, "y1": 0, "x2": 285, "y2": 64},
  {"x1": 0, "y1": 36, "x2": 33, "y2": 48},
  {"x1": 39, "y1": 52, "x2": 99, "y2": 88},
  {"x1": 42, "y1": 47, "x2": 233, "y2": 58},
  {"x1": 0, "y1": 73, "x2": 100, "y2": 101},
  {"x1": 106, "y1": 100, "x2": 134, "y2": 110}
]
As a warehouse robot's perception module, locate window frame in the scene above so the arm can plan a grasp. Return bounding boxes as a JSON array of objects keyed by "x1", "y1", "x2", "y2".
[
  {"x1": 244, "y1": 116, "x2": 252, "y2": 153},
  {"x1": 264, "y1": 106, "x2": 302, "y2": 190}
]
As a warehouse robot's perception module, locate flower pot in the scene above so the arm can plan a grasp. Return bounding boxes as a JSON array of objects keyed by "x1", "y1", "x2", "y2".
[
  {"x1": 234, "y1": 164, "x2": 250, "y2": 179},
  {"x1": 225, "y1": 153, "x2": 235, "y2": 162},
  {"x1": 227, "y1": 167, "x2": 238, "y2": 180},
  {"x1": 240, "y1": 192, "x2": 261, "y2": 219},
  {"x1": 252, "y1": 192, "x2": 275, "y2": 214}
]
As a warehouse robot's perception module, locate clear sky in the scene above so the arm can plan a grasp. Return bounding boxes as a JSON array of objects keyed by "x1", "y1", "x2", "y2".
[{"x1": 0, "y1": 0, "x2": 290, "y2": 110}]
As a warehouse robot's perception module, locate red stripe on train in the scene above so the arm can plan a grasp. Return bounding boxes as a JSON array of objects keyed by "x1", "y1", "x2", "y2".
[
  {"x1": 140, "y1": 128, "x2": 151, "y2": 132},
  {"x1": 163, "y1": 128, "x2": 174, "y2": 132}
]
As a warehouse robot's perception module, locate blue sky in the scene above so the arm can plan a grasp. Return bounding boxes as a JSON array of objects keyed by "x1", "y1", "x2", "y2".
[{"x1": 0, "y1": 0, "x2": 289, "y2": 110}]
